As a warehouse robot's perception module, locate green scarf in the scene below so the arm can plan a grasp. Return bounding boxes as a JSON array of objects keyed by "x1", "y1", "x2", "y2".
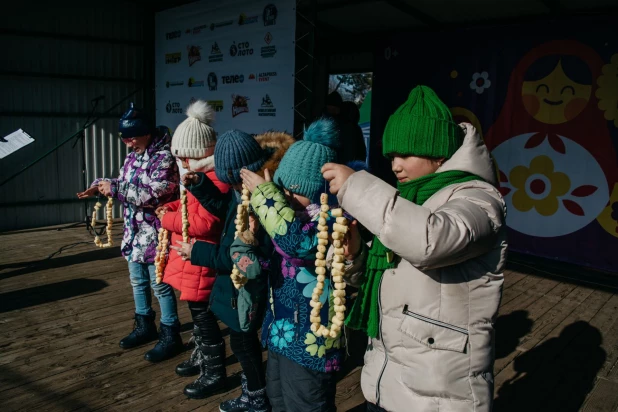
[{"x1": 344, "y1": 170, "x2": 484, "y2": 338}]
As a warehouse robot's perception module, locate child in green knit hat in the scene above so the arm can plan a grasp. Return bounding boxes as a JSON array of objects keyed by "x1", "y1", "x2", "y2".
[
  {"x1": 235, "y1": 117, "x2": 364, "y2": 412},
  {"x1": 322, "y1": 85, "x2": 507, "y2": 412}
]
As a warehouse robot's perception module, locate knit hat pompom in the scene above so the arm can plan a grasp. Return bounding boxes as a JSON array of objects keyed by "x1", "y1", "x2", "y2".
[
  {"x1": 186, "y1": 99, "x2": 215, "y2": 125},
  {"x1": 303, "y1": 116, "x2": 340, "y2": 149},
  {"x1": 273, "y1": 117, "x2": 341, "y2": 202},
  {"x1": 171, "y1": 99, "x2": 217, "y2": 159},
  {"x1": 382, "y1": 85, "x2": 463, "y2": 159}
]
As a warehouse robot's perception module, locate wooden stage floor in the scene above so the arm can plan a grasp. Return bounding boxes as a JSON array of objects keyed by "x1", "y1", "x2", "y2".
[{"x1": 1, "y1": 222, "x2": 617, "y2": 411}]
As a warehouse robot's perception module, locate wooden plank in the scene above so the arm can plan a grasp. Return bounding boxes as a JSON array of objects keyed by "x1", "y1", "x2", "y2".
[
  {"x1": 580, "y1": 378, "x2": 618, "y2": 412},
  {"x1": 493, "y1": 288, "x2": 612, "y2": 410}
]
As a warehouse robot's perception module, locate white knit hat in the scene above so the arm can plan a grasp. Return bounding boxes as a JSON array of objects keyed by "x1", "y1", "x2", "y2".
[{"x1": 171, "y1": 99, "x2": 216, "y2": 159}]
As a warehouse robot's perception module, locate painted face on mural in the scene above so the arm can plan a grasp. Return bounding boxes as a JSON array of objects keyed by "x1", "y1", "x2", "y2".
[{"x1": 521, "y1": 55, "x2": 592, "y2": 125}]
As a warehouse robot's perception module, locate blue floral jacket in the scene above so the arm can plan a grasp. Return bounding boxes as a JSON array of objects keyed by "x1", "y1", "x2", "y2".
[{"x1": 249, "y1": 182, "x2": 345, "y2": 373}]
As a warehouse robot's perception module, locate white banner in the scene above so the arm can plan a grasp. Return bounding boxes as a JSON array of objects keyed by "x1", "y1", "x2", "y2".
[{"x1": 155, "y1": 0, "x2": 296, "y2": 140}]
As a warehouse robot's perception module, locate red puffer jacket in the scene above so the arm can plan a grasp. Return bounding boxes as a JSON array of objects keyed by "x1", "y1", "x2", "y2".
[{"x1": 161, "y1": 170, "x2": 229, "y2": 302}]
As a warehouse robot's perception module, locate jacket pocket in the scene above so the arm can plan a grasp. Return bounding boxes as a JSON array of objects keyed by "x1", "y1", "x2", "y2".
[{"x1": 399, "y1": 305, "x2": 468, "y2": 353}]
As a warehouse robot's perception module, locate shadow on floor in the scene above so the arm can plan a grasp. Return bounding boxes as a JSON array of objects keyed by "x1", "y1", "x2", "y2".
[
  {"x1": 0, "y1": 278, "x2": 109, "y2": 312},
  {"x1": 495, "y1": 310, "x2": 534, "y2": 360},
  {"x1": 494, "y1": 320, "x2": 605, "y2": 412},
  {"x1": 0, "y1": 246, "x2": 121, "y2": 280}
]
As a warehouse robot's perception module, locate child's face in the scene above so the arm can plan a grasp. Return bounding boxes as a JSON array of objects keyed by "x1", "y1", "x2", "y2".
[
  {"x1": 284, "y1": 189, "x2": 311, "y2": 211},
  {"x1": 390, "y1": 154, "x2": 443, "y2": 183},
  {"x1": 121, "y1": 134, "x2": 152, "y2": 154},
  {"x1": 180, "y1": 158, "x2": 190, "y2": 170}
]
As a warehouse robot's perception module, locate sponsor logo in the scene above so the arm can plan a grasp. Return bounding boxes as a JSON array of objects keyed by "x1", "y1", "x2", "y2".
[
  {"x1": 165, "y1": 52, "x2": 181, "y2": 64},
  {"x1": 188, "y1": 77, "x2": 204, "y2": 87},
  {"x1": 166, "y1": 80, "x2": 184, "y2": 88},
  {"x1": 232, "y1": 94, "x2": 250, "y2": 117},
  {"x1": 261, "y1": 32, "x2": 277, "y2": 58},
  {"x1": 166, "y1": 30, "x2": 181, "y2": 40},
  {"x1": 263, "y1": 4, "x2": 277, "y2": 26},
  {"x1": 207, "y1": 72, "x2": 218, "y2": 91},
  {"x1": 209, "y1": 42, "x2": 223, "y2": 63},
  {"x1": 166, "y1": 101, "x2": 182, "y2": 114},
  {"x1": 188, "y1": 45, "x2": 202, "y2": 66},
  {"x1": 230, "y1": 41, "x2": 254, "y2": 57},
  {"x1": 258, "y1": 94, "x2": 276, "y2": 117},
  {"x1": 210, "y1": 19, "x2": 234, "y2": 31},
  {"x1": 222, "y1": 74, "x2": 245, "y2": 84},
  {"x1": 208, "y1": 100, "x2": 224, "y2": 112},
  {"x1": 192, "y1": 24, "x2": 208, "y2": 34},
  {"x1": 258, "y1": 71, "x2": 277, "y2": 82},
  {"x1": 238, "y1": 13, "x2": 259, "y2": 25},
  {"x1": 249, "y1": 73, "x2": 256, "y2": 80}
]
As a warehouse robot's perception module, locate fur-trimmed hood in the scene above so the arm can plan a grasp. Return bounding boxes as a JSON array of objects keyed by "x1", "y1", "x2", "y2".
[{"x1": 254, "y1": 131, "x2": 295, "y2": 177}]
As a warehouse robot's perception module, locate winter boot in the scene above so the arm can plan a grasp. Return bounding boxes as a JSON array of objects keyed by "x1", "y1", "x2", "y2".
[
  {"x1": 246, "y1": 386, "x2": 270, "y2": 412},
  {"x1": 119, "y1": 312, "x2": 158, "y2": 349},
  {"x1": 184, "y1": 341, "x2": 226, "y2": 399},
  {"x1": 144, "y1": 321, "x2": 184, "y2": 363},
  {"x1": 175, "y1": 327, "x2": 203, "y2": 377},
  {"x1": 219, "y1": 374, "x2": 249, "y2": 412}
]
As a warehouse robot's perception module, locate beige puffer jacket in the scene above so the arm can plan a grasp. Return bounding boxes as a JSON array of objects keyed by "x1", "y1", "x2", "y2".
[{"x1": 339, "y1": 123, "x2": 507, "y2": 412}]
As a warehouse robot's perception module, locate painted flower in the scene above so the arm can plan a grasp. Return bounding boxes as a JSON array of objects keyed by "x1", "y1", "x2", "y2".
[
  {"x1": 325, "y1": 358, "x2": 340, "y2": 372},
  {"x1": 297, "y1": 268, "x2": 330, "y2": 305},
  {"x1": 304, "y1": 332, "x2": 326, "y2": 358},
  {"x1": 470, "y1": 72, "x2": 491, "y2": 94},
  {"x1": 281, "y1": 260, "x2": 296, "y2": 279},
  {"x1": 596, "y1": 53, "x2": 618, "y2": 127},
  {"x1": 252, "y1": 186, "x2": 294, "y2": 237},
  {"x1": 270, "y1": 319, "x2": 295, "y2": 350},
  {"x1": 510, "y1": 155, "x2": 571, "y2": 216}
]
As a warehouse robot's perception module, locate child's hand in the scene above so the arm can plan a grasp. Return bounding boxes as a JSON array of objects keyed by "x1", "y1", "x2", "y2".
[
  {"x1": 240, "y1": 168, "x2": 271, "y2": 193},
  {"x1": 343, "y1": 220, "x2": 361, "y2": 260},
  {"x1": 98, "y1": 181, "x2": 112, "y2": 196},
  {"x1": 249, "y1": 214, "x2": 260, "y2": 234},
  {"x1": 171, "y1": 240, "x2": 193, "y2": 261},
  {"x1": 77, "y1": 186, "x2": 98, "y2": 199},
  {"x1": 182, "y1": 172, "x2": 201, "y2": 186},
  {"x1": 155, "y1": 206, "x2": 168, "y2": 220},
  {"x1": 322, "y1": 163, "x2": 355, "y2": 194}
]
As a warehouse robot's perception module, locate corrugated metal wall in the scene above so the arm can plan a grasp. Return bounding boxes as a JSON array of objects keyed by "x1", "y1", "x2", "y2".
[{"x1": 0, "y1": 2, "x2": 147, "y2": 231}]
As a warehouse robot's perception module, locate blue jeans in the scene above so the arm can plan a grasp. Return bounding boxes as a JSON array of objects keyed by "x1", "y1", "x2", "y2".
[{"x1": 128, "y1": 261, "x2": 178, "y2": 325}]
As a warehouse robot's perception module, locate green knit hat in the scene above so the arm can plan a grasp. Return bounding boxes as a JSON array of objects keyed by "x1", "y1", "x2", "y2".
[
  {"x1": 382, "y1": 85, "x2": 462, "y2": 159},
  {"x1": 274, "y1": 117, "x2": 339, "y2": 202}
]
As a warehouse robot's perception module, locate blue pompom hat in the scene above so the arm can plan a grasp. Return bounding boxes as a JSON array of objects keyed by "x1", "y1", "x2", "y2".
[
  {"x1": 118, "y1": 102, "x2": 152, "y2": 139},
  {"x1": 273, "y1": 117, "x2": 340, "y2": 202},
  {"x1": 214, "y1": 129, "x2": 274, "y2": 185}
]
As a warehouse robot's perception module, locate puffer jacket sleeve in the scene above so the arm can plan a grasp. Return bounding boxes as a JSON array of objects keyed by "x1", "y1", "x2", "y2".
[
  {"x1": 161, "y1": 199, "x2": 219, "y2": 238},
  {"x1": 338, "y1": 170, "x2": 504, "y2": 270},
  {"x1": 110, "y1": 150, "x2": 179, "y2": 207},
  {"x1": 187, "y1": 173, "x2": 229, "y2": 217}
]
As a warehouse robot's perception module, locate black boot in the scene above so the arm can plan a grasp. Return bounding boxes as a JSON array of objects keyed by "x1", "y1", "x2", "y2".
[
  {"x1": 175, "y1": 327, "x2": 203, "y2": 377},
  {"x1": 183, "y1": 341, "x2": 226, "y2": 399},
  {"x1": 119, "y1": 312, "x2": 158, "y2": 349},
  {"x1": 144, "y1": 321, "x2": 184, "y2": 363}
]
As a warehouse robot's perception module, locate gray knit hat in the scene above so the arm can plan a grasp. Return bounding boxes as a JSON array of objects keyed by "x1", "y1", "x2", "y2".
[{"x1": 171, "y1": 99, "x2": 216, "y2": 158}]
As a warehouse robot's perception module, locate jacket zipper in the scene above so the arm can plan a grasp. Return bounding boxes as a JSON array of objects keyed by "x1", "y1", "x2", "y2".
[
  {"x1": 375, "y1": 271, "x2": 388, "y2": 407},
  {"x1": 294, "y1": 303, "x2": 299, "y2": 340},
  {"x1": 402, "y1": 305, "x2": 469, "y2": 335}
]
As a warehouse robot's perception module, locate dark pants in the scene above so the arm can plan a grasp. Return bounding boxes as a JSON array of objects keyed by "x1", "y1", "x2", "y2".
[
  {"x1": 266, "y1": 350, "x2": 336, "y2": 412},
  {"x1": 188, "y1": 301, "x2": 265, "y2": 391},
  {"x1": 188, "y1": 301, "x2": 222, "y2": 344},
  {"x1": 366, "y1": 403, "x2": 387, "y2": 412}
]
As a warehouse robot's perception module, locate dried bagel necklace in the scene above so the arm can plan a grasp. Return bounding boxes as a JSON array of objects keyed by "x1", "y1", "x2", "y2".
[
  {"x1": 155, "y1": 189, "x2": 189, "y2": 284},
  {"x1": 310, "y1": 192, "x2": 349, "y2": 339}
]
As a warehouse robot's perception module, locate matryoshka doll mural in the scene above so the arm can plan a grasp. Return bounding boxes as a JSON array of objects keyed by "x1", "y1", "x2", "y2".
[{"x1": 485, "y1": 40, "x2": 618, "y2": 268}]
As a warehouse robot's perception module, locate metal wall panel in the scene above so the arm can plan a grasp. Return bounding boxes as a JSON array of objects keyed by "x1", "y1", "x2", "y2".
[{"x1": 0, "y1": 2, "x2": 146, "y2": 231}]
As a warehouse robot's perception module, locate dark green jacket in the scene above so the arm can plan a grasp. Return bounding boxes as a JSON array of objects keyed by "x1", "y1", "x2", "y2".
[{"x1": 189, "y1": 174, "x2": 272, "y2": 332}]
